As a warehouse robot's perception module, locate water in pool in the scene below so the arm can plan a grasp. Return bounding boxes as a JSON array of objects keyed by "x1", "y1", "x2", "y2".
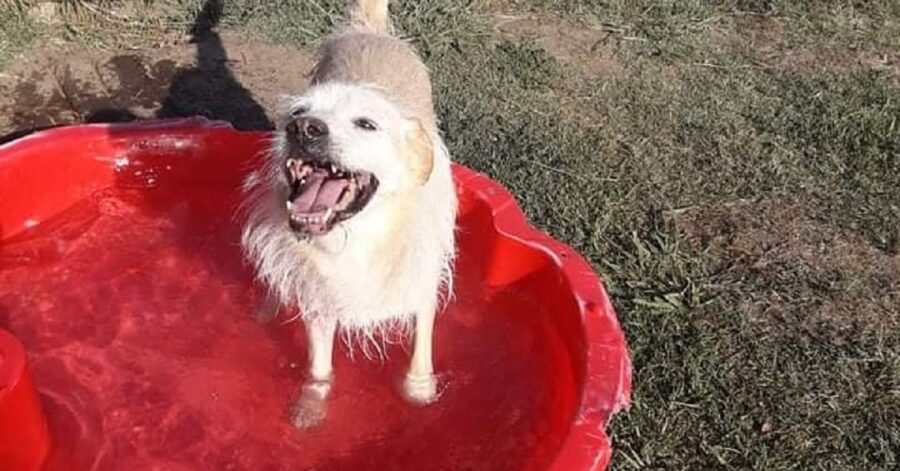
[{"x1": 0, "y1": 179, "x2": 572, "y2": 470}]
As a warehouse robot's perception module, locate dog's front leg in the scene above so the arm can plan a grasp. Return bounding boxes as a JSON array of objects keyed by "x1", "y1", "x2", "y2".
[
  {"x1": 403, "y1": 302, "x2": 438, "y2": 404},
  {"x1": 292, "y1": 316, "x2": 337, "y2": 428},
  {"x1": 255, "y1": 291, "x2": 281, "y2": 324}
]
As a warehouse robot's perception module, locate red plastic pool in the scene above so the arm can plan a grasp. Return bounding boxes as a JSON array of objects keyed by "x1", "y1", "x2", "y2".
[{"x1": 0, "y1": 118, "x2": 631, "y2": 471}]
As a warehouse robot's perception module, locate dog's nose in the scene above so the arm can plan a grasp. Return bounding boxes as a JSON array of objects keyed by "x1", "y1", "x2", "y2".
[{"x1": 287, "y1": 117, "x2": 328, "y2": 143}]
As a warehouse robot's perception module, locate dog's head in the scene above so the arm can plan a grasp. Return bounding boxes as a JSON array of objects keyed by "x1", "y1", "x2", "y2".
[{"x1": 273, "y1": 83, "x2": 434, "y2": 236}]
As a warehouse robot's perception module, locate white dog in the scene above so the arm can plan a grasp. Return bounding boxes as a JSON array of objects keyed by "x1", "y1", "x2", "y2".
[{"x1": 240, "y1": 0, "x2": 456, "y2": 428}]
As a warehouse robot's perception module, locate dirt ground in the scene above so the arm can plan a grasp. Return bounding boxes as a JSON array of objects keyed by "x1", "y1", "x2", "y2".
[
  {"x1": 0, "y1": 30, "x2": 310, "y2": 142},
  {"x1": 669, "y1": 196, "x2": 900, "y2": 344},
  {"x1": 493, "y1": 12, "x2": 622, "y2": 77},
  {"x1": 0, "y1": 10, "x2": 623, "y2": 140}
]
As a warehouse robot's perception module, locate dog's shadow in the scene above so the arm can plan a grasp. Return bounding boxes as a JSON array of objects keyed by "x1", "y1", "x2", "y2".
[
  {"x1": 100, "y1": 0, "x2": 281, "y2": 312},
  {"x1": 0, "y1": 0, "x2": 271, "y2": 145},
  {"x1": 0, "y1": 0, "x2": 291, "y2": 338},
  {"x1": 92, "y1": 0, "x2": 272, "y2": 276},
  {"x1": 100, "y1": 0, "x2": 271, "y2": 130},
  {"x1": 154, "y1": 0, "x2": 271, "y2": 130}
]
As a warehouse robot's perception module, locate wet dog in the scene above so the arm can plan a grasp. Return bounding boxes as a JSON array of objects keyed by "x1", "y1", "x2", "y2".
[{"x1": 240, "y1": 0, "x2": 456, "y2": 428}]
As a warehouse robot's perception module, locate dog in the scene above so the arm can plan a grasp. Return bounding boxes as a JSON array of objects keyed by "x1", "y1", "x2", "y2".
[{"x1": 240, "y1": 0, "x2": 457, "y2": 428}]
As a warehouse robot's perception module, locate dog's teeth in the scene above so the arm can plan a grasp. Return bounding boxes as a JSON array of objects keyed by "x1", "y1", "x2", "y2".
[
  {"x1": 337, "y1": 191, "x2": 352, "y2": 209},
  {"x1": 286, "y1": 201, "x2": 293, "y2": 210},
  {"x1": 288, "y1": 211, "x2": 336, "y2": 226},
  {"x1": 286, "y1": 159, "x2": 296, "y2": 169}
]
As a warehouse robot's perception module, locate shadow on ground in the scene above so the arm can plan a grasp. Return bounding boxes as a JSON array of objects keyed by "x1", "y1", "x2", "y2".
[{"x1": 0, "y1": 0, "x2": 272, "y2": 145}]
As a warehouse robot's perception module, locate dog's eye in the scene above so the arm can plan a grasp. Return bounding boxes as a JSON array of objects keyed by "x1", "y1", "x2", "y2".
[
  {"x1": 290, "y1": 106, "x2": 309, "y2": 118},
  {"x1": 353, "y1": 118, "x2": 378, "y2": 131}
]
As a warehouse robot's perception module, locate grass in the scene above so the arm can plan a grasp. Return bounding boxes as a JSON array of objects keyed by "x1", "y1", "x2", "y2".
[
  {"x1": 1, "y1": 0, "x2": 899, "y2": 469},
  {"x1": 165, "y1": 0, "x2": 488, "y2": 56},
  {"x1": 503, "y1": 0, "x2": 900, "y2": 54},
  {"x1": 427, "y1": 11, "x2": 899, "y2": 466},
  {"x1": 0, "y1": 6, "x2": 38, "y2": 68}
]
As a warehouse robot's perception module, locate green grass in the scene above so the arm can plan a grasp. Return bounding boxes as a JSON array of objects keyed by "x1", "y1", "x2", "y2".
[
  {"x1": 420, "y1": 7, "x2": 900, "y2": 465},
  {"x1": 168, "y1": 0, "x2": 488, "y2": 57},
  {"x1": 0, "y1": 7, "x2": 38, "y2": 68},
  {"x1": 504, "y1": 0, "x2": 900, "y2": 59},
  {"x1": 1, "y1": 0, "x2": 899, "y2": 469}
]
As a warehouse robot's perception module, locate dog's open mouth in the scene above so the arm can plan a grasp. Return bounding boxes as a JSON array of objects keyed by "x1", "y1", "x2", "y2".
[{"x1": 285, "y1": 158, "x2": 379, "y2": 235}]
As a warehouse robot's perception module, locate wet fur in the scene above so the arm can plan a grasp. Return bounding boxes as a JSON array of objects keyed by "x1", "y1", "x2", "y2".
[{"x1": 240, "y1": 0, "x2": 456, "y2": 425}]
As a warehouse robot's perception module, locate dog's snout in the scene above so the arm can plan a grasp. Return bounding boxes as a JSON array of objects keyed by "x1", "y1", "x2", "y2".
[
  {"x1": 301, "y1": 117, "x2": 328, "y2": 139},
  {"x1": 288, "y1": 117, "x2": 329, "y2": 143}
]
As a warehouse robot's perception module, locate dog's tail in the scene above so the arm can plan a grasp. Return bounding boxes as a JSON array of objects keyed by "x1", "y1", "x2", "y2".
[{"x1": 348, "y1": 0, "x2": 391, "y2": 34}]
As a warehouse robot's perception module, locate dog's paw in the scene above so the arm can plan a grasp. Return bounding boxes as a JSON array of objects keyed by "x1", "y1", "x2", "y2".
[
  {"x1": 292, "y1": 396, "x2": 326, "y2": 429},
  {"x1": 402, "y1": 373, "x2": 438, "y2": 405},
  {"x1": 291, "y1": 381, "x2": 331, "y2": 429}
]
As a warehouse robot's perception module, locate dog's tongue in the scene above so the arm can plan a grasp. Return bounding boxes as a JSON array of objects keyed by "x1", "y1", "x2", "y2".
[{"x1": 290, "y1": 172, "x2": 349, "y2": 214}]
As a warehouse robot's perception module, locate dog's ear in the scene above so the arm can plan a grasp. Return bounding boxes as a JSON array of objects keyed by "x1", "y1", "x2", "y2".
[{"x1": 404, "y1": 119, "x2": 434, "y2": 185}]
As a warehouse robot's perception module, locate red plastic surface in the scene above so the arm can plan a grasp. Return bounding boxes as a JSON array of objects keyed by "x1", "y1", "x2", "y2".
[
  {"x1": 0, "y1": 329, "x2": 50, "y2": 471},
  {"x1": 0, "y1": 118, "x2": 631, "y2": 471}
]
